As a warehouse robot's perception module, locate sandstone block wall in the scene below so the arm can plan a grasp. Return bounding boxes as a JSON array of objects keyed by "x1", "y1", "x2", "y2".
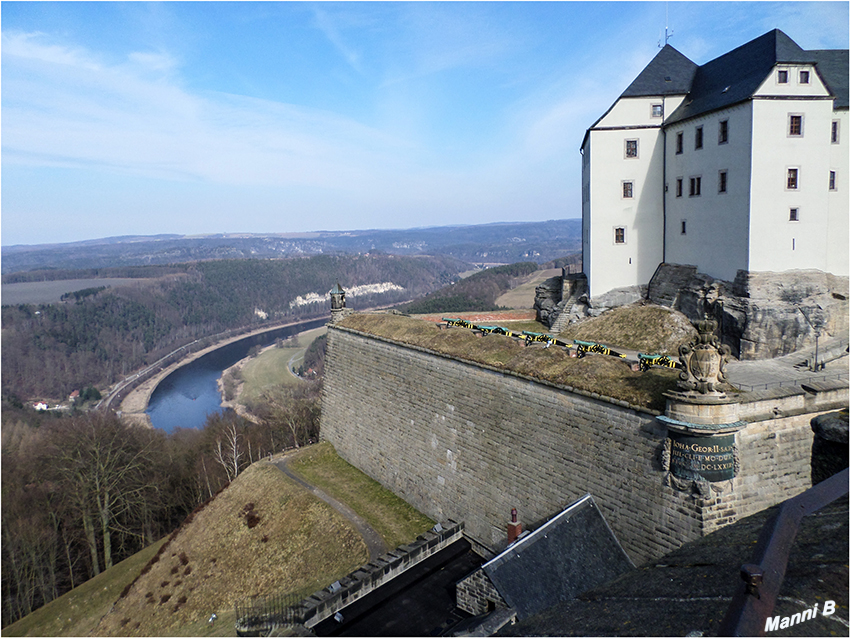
[
  {"x1": 456, "y1": 568, "x2": 506, "y2": 616},
  {"x1": 321, "y1": 325, "x2": 843, "y2": 565}
]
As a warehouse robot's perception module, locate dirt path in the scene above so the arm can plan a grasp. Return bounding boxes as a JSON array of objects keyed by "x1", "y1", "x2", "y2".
[{"x1": 272, "y1": 454, "x2": 388, "y2": 562}]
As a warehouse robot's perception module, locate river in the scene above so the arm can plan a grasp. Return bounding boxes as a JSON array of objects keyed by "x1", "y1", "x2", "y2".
[{"x1": 146, "y1": 319, "x2": 326, "y2": 433}]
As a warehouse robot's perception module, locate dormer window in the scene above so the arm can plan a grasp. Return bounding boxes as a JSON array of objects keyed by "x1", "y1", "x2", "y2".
[
  {"x1": 799, "y1": 70, "x2": 810, "y2": 84},
  {"x1": 778, "y1": 69, "x2": 788, "y2": 84}
]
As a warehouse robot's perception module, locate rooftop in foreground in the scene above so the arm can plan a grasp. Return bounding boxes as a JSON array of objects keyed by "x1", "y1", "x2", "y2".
[{"x1": 498, "y1": 494, "x2": 849, "y2": 637}]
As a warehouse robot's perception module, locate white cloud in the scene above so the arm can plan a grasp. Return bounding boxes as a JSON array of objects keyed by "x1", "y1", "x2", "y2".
[{"x1": 2, "y1": 30, "x2": 423, "y2": 194}]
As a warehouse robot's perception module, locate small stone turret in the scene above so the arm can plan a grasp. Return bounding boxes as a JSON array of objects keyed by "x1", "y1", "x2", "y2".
[{"x1": 329, "y1": 283, "x2": 352, "y2": 324}]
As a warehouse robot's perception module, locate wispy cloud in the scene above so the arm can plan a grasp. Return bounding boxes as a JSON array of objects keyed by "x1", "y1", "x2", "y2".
[{"x1": 2, "y1": 30, "x2": 419, "y2": 192}]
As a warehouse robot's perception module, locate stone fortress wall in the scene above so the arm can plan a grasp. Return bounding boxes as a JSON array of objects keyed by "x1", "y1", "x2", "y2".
[{"x1": 320, "y1": 324, "x2": 847, "y2": 565}]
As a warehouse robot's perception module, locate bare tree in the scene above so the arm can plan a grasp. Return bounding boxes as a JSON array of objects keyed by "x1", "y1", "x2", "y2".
[
  {"x1": 213, "y1": 420, "x2": 243, "y2": 482},
  {"x1": 46, "y1": 413, "x2": 156, "y2": 574}
]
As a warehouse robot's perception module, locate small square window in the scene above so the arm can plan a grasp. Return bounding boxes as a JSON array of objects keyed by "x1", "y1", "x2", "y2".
[
  {"x1": 718, "y1": 120, "x2": 728, "y2": 144},
  {"x1": 829, "y1": 170, "x2": 837, "y2": 191},
  {"x1": 799, "y1": 70, "x2": 810, "y2": 84},
  {"x1": 676, "y1": 131, "x2": 683, "y2": 154},
  {"x1": 787, "y1": 168, "x2": 799, "y2": 190},
  {"x1": 651, "y1": 103, "x2": 663, "y2": 118},
  {"x1": 778, "y1": 70, "x2": 788, "y2": 84},
  {"x1": 832, "y1": 120, "x2": 840, "y2": 144},
  {"x1": 623, "y1": 181, "x2": 634, "y2": 198},
  {"x1": 789, "y1": 208, "x2": 799, "y2": 222},
  {"x1": 681, "y1": 220, "x2": 687, "y2": 235},
  {"x1": 788, "y1": 115, "x2": 803, "y2": 136},
  {"x1": 676, "y1": 178, "x2": 683, "y2": 198},
  {"x1": 718, "y1": 170, "x2": 727, "y2": 193},
  {"x1": 614, "y1": 227, "x2": 626, "y2": 244},
  {"x1": 689, "y1": 176, "x2": 701, "y2": 197},
  {"x1": 695, "y1": 126, "x2": 703, "y2": 149},
  {"x1": 625, "y1": 139, "x2": 638, "y2": 158}
]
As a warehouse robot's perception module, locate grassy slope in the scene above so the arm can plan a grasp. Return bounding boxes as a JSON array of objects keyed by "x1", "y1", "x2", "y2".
[
  {"x1": 339, "y1": 313, "x2": 678, "y2": 411},
  {"x1": 493, "y1": 268, "x2": 561, "y2": 309},
  {"x1": 2, "y1": 538, "x2": 168, "y2": 638},
  {"x1": 288, "y1": 442, "x2": 434, "y2": 550},
  {"x1": 6, "y1": 444, "x2": 432, "y2": 638},
  {"x1": 94, "y1": 460, "x2": 369, "y2": 637},
  {"x1": 557, "y1": 304, "x2": 698, "y2": 355},
  {"x1": 238, "y1": 327, "x2": 327, "y2": 406}
]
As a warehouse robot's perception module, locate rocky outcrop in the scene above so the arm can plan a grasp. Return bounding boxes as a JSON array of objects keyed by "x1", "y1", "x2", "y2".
[
  {"x1": 533, "y1": 276, "x2": 563, "y2": 327},
  {"x1": 537, "y1": 264, "x2": 848, "y2": 360},
  {"x1": 648, "y1": 264, "x2": 849, "y2": 360},
  {"x1": 811, "y1": 410, "x2": 849, "y2": 485},
  {"x1": 535, "y1": 273, "x2": 590, "y2": 332},
  {"x1": 584, "y1": 285, "x2": 646, "y2": 317}
]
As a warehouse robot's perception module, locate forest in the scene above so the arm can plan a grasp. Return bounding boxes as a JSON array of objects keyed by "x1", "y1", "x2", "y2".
[
  {"x1": 399, "y1": 262, "x2": 540, "y2": 314},
  {"x1": 0, "y1": 381, "x2": 322, "y2": 628},
  {"x1": 2, "y1": 254, "x2": 464, "y2": 401}
]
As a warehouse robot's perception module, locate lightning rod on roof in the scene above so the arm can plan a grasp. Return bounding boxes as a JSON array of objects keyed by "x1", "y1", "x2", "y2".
[{"x1": 659, "y1": 1, "x2": 674, "y2": 48}]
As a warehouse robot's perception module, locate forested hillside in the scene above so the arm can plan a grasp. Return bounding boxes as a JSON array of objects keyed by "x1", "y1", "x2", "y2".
[
  {"x1": 2, "y1": 254, "x2": 464, "y2": 401},
  {"x1": 400, "y1": 262, "x2": 539, "y2": 314},
  {"x1": 1, "y1": 387, "x2": 322, "y2": 628}
]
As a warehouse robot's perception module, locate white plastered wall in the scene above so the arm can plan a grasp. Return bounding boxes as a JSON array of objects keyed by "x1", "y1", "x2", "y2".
[
  {"x1": 748, "y1": 98, "x2": 834, "y2": 273},
  {"x1": 583, "y1": 96, "x2": 684, "y2": 297},
  {"x1": 826, "y1": 108, "x2": 849, "y2": 276},
  {"x1": 664, "y1": 103, "x2": 753, "y2": 282}
]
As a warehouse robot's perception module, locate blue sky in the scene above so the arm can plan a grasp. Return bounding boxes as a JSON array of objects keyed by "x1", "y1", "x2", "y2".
[{"x1": 2, "y1": 2, "x2": 848, "y2": 246}]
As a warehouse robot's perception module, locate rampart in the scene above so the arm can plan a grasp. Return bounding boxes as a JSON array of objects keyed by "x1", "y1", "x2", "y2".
[{"x1": 320, "y1": 324, "x2": 847, "y2": 565}]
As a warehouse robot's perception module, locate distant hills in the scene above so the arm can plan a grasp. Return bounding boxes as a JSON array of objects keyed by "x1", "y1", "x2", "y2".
[{"x1": 1, "y1": 220, "x2": 581, "y2": 274}]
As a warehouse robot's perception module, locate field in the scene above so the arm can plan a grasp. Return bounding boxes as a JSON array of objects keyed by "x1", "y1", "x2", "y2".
[
  {"x1": 235, "y1": 327, "x2": 327, "y2": 407},
  {"x1": 1, "y1": 278, "x2": 152, "y2": 305},
  {"x1": 494, "y1": 268, "x2": 561, "y2": 309}
]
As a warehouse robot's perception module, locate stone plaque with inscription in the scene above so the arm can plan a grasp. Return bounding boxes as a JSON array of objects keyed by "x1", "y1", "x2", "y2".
[{"x1": 668, "y1": 431, "x2": 735, "y2": 482}]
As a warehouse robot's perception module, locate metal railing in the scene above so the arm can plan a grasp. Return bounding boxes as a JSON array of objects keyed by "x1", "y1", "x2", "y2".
[
  {"x1": 235, "y1": 591, "x2": 304, "y2": 632},
  {"x1": 718, "y1": 468, "x2": 849, "y2": 636}
]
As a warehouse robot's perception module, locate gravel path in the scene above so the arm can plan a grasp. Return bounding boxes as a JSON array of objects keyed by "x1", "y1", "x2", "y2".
[{"x1": 272, "y1": 455, "x2": 388, "y2": 562}]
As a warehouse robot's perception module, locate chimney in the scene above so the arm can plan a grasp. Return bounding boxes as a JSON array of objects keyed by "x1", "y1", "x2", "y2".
[{"x1": 507, "y1": 508, "x2": 523, "y2": 544}]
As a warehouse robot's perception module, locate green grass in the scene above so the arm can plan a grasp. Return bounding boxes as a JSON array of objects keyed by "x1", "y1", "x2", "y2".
[
  {"x1": 3, "y1": 537, "x2": 168, "y2": 638},
  {"x1": 238, "y1": 327, "x2": 326, "y2": 406},
  {"x1": 288, "y1": 442, "x2": 434, "y2": 550}
]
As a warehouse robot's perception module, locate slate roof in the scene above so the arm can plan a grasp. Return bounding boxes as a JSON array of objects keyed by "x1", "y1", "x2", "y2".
[
  {"x1": 587, "y1": 29, "x2": 848, "y2": 139},
  {"x1": 620, "y1": 44, "x2": 698, "y2": 98},
  {"x1": 811, "y1": 49, "x2": 850, "y2": 109},
  {"x1": 666, "y1": 29, "x2": 844, "y2": 125},
  {"x1": 481, "y1": 495, "x2": 634, "y2": 621},
  {"x1": 498, "y1": 494, "x2": 849, "y2": 637}
]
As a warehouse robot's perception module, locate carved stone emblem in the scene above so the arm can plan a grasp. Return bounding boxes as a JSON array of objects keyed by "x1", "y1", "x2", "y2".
[{"x1": 677, "y1": 319, "x2": 731, "y2": 395}]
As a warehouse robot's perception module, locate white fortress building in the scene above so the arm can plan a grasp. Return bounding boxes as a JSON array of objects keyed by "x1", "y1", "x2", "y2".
[{"x1": 581, "y1": 29, "x2": 848, "y2": 299}]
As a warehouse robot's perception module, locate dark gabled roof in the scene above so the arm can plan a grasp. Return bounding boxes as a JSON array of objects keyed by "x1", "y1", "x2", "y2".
[
  {"x1": 811, "y1": 49, "x2": 849, "y2": 109},
  {"x1": 481, "y1": 495, "x2": 634, "y2": 621},
  {"x1": 499, "y1": 493, "x2": 849, "y2": 637},
  {"x1": 620, "y1": 45, "x2": 698, "y2": 98},
  {"x1": 665, "y1": 29, "x2": 838, "y2": 125}
]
